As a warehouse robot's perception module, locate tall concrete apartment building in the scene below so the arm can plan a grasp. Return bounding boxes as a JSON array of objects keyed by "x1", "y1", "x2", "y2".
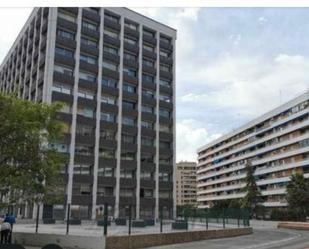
[
  {"x1": 176, "y1": 161, "x2": 197, "y2": 207},
  {"x1": 197, "y1": 92, "x2": 309, "y2": 209},
  {"x1": 0, "y1": 7, "x2": 176, "y2": 220}
]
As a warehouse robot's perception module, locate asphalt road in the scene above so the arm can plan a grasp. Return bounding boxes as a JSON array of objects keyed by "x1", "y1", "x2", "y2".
[{"x1": 146, "y1": 228, "x2": 309, "y2": 249}]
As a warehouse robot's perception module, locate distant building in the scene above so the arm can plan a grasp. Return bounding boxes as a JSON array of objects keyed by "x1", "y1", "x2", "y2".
[
  {"x1": 176, "y1": 161, "x2": 197, "y2": 206},
  {"x1": 197, "y1": 91, "x2": 309, "y2": 209}
]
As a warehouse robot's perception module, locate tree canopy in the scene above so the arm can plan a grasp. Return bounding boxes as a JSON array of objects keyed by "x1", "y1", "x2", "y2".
[
  {"x1": 286, "y1": 173, "x2": 309, "y2": 221},
  {"x1": 0, "y1": 93, "x2": 63, "y2": 207}
]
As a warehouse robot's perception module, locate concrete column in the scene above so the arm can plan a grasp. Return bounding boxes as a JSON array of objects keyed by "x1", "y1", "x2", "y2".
[
  {"x1": 114, "y1": 16, "x2": 125, "y2": 219},
  {"x1": 66, "y1": 8, "x2": 82, "y2": 218},
  {"x1": 135, "y1": 24, "x2": 143, "y2": 220},
  {"x1": 42, "y1": 7, "x2": 57, "y2": 104},
  {"x1": 91, "y1": 8, "x2": 105, "y2": 220},
  {"x1": 154, "y1": 32, "x2": 160, "y2": 220}
]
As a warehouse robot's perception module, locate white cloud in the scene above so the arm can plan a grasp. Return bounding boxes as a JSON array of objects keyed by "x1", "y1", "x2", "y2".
[
  {"x1": 176, "y1": 119, "x2": 221, "y2": 162},
  {"x1": 179, "y1": 53, "x2": 309, "y2": 117}
]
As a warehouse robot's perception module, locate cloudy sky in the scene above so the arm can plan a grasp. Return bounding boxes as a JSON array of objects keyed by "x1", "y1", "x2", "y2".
[{"x1": 0, "y1": 8, "x2": 309, "y2": 162}]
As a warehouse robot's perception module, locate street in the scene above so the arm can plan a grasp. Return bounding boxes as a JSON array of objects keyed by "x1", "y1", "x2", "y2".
[{"x1": 147, "y1": 228, "x2": 309, "y2": 249}]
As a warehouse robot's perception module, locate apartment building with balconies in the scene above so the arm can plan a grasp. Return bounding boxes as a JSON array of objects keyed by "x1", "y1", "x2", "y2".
[
  {"x1": 176, "y1": 161, "x2": 197, "y2": 207},
  {"x1": 0, "y1": 7, "x2": 176, "y2": 220},
  {"x1": 197, "y1": 91, "x2": 309, "y2": 209}
]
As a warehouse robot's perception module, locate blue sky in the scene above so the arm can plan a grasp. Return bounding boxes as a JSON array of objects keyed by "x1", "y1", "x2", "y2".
[{"x1": 0, "y1": 8, "x2": 308, "y2": 162}]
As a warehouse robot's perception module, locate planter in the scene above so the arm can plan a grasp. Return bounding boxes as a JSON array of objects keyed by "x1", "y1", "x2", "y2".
[
  {"x1": 132, "y1": 220, "x2": 146, "y2": 227},
  {"x1": 97, "y1": 220, "x2": 111, "y2": 226},
  {"x1": 172, "y1": 220, "x2": 187, "y2": 230},
  {"x1": 69, "y1": 219, "x2": 81, "y2": 225},
  {"x1": 145, "y1": 219, "x2": 155, "y2": 226},
  {"x1": 43, "y1": 219, "x2": 55, "y2": 224},
  {"x1": 115, "y1": 218, "x2": 127, "y2": 225}
]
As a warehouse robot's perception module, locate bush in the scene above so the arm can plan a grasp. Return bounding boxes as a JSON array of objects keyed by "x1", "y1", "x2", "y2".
[{"x1": 270, "y1": 208, "x2": 302, "y2": 221}]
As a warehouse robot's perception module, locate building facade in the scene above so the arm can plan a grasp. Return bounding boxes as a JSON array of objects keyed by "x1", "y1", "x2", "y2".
[
  {"x1": 176, "y1": 161, "x2": 197, "y2": 207},
  {"x1": 0, "y1": 7, "x2": 176, "y2": 220},
  {"x1": 197, "y1": 92, "x2": 309, "y2": 209}
]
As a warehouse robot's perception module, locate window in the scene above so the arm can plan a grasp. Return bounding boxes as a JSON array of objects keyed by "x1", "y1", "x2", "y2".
[
  {"x1": 105, "y1": 13, "x2": 119, "y2": 23},
  {"x1": 59, "y1": 104, "x2": 72, "y2": 114},
  {"x1": 102, "y1": 78, "x2": 117, "y2": 88},
  {"x1": 160, "y1": 124, "x2": 171, "y2": 133},
  {"x1": 78, "y1": 184, "x2": 92, "y2": 195},
  {"x1": 57, "y1": 29, "x2": 75, "y2": 40},
  {"x1": 143, "y1": 44, "x2": 154, "y2": 52},
  {"x1": 75, "y1": 145, "x2": 93, "y2": 155},
  {"x1": 99, "y1": 148, "x2": 115, "y2": 158},
  {"x1": 120, "y1": 188, "x2": 134, "y2": 197},
  {"x1": 103, "y1": 45, "x2": 118, "y2": 55},
  {"x1": 123, "y1": 83, "x2": 136, "y2": 93},
  {"x1": 55, "y1": 47, "x2": 74, "y2": 58},
  {"x1": 160, "y1": 64, "x2": 171, "y2": 72},
  {"x1": 159, "y1": 79, "x2": 171, "y2": 88},
  {"x1": 76, "y1": 124, "x2": 93, "y2": 136},
  {"x1": 124, "y1": 37, "x2": 137, "y2": 45},
  {"x1": 100, "y1": 129, "x2": 115, "y2": 140},
  {"x1": 142, "y1": 74, "x2": 154, "y2": 83},
  {"x1": 159, "y1": 172, "x2": 171, "y2": 182},
  {"x1": 160, "y1": 50, "x2": 169, "y2": 57},
  {"x1": 74, "y1": 164, "x2": 92, "y2": 175},
  {"x1": 159, "y1": 94, "x2": 172, "y2": 103},
  {"x1": 54, "y1": 64, "x2": 74, "y2": 76},
  {"x1": 159, "y1": 108, "x2": 170, "y2": 118},
  {"x1": 159, "y1": 190, "x2": 172, "y2": 199},
  {"x1": 122, "y1": 117, "x2": 135, "y2": 126},
  {"x1": 141, "y1": 121, "x2": 154, "y2": 130},
  {"x1": 143, "y1": 59, "x2": 155, "y2": 67},
  {"x1": 82, "y1": 20, "x2": 98, "y2": 31},
  {"x1": 141, "y1": 171, "x2": 153, "y2": 180},
  {"x1": 80, "y1": 54, "x2": 97, "y2": 65},
  {"x1": 141, "y1": 153, "x2": 154, "y2": 163},
  {"x1": 78, "y1": 89, "x2": 95, "y2": 100},
  {"x1": 101, "y1": 94, "x2": 117, "y2": 105},
  {"x1": 85, "y1": 7, "x2": 99, "y2": 14},
  {"x1": 160, "y1": 36, "x2": 171, "y2": 44},
  {"x1": 103, "y1": 61, "x2": 118, "y2": 71},
  {"x1": 141, "y1": 137, "x2": 154, "y2": 146},
  {"x1": 124, "y1": 52, "x2": 137, "y2": 61},
  {"x1": 123, "y1": 67, "x2": 137, "y2": 77},
  {"x1": 123, "y1": 100, "x2": 136, "y2": 110},
  {"x1": 81, "y1": 37, "x2": 98, "y2": 48},
  {"x1": 160, "y1": 141, "x2": 171, "y2": 149},
  {"x1": 104, "y1": 29, "x2": 119, "y2": 39},
  {"x1": 58, "y1": 11, "x2": 76, "y2": 23},
  {"x1": 120, "y1": 169, "x2": 135, "y2": 179},
  {"x1": 49, "y1": 143, "x2": 68, "y2": 153},
  {"x1": 142, "y1": 89, "x2": 155, "y2": 99},
  {"x1": 101, "y1": 112, "x2": 116, "y2": 123},
  {"x1": 143, "y1": 29, "x2": 155, "y2": 38},
  {"x1": 77, "y1": 106, "x2": 94, "y2": 118},
  {"x1": 98, "y1": 167, "x2": 114, "y2": 177},
  {"x1": 79, "y1": 71, "x2": 96, "y2": 82},
  {"x1": 125, "y1": 21, "x2": 138, "y2": 30},
  {"x1": 121, "y1": 152, "x2": 135, "y2": 161},
  {"x1": 122, "y1": 133, "x2": 135, "y2": 144},
  {"x1": 141, "y1": 189, "x2": 153, "y2": 198},
  {"x1": 52, "y1": 84, "x2": 71, "y2": 95},
  {"x1": 142, "y1": 105, "x2": 154, "y2": 114}
]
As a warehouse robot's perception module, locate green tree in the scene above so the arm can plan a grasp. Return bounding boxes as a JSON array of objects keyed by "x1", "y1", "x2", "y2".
[
  {"x1": 286, "y1": 173, "x2": 309, "y2": 221},
  {"x1": 241, "y1": 160, "x2": 263, "y2": 218},
  {"x1": 0, "y1": 93, "x2": 63, "y2": 209}
]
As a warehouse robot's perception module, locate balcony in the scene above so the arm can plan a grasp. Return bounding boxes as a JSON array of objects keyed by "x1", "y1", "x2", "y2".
[
  {"x1": 123, "y1": 59, "x2": 139, "y2": 69},
  {"x1": 54, "y1": 54, "x2": 75, "y2": 67},
  {"x1": 143, "y1": 34, "x2": 157, "y2": 46},
  {"x1": 56, "y1": 36, "x2": 76, "y2": 49},
  {"x1": 100, "y1": 138, "x2": 117, "y2": 148},
  {"x1": 122, "y1": 106, "x2": 138, "y2": 117},
  {"x1": 160, "y1": 40, "x2": 173, "y2": 51},
  {"x1": 101, "y1": 102, "x2": 118, "y2": 113},
  {"x1": 98, "y1": 157, "x2": 117, "y2": 168},
  {"x1": 160, "y1": 55, "x2": 173, "y2": 65},
  {"x1": 120, "y1": 178, "x2": 136, "y2": 188},
  {"x1": 141, "y1": 112, "x2": 156, "y2": 122},
  {"x1": 104, "y1": 18, "x2": 121, "y2": 31},
  {"x1": 119, "y1": 196, "x2": 136, "y2": 206},
  {"x1": 141, "y1": 145, "x2": 156, "y2": 154},
  {"x1": 78, "y1": 78, "x2": 97, "y2": 91},
  {"x1": 142, "y1": 80, "x2": 156, "y2": 90},
  {"x1": 57, "y1": 17, "x2": 77, "y2": 31},
  {"x1": 77, "y1": 96, "x2": 97, "y2": 109},
  {"x1": 83, "y1": 9, "x2": 100, "y2": 23},
  {"x1": 124, "y1": 26, "x2": 139, "y2": 38},
  {"x1": 80, "y1": 43, "x2": 99, "y2": 56},
  {"x1": 141, "y1": 127, "x2": 156, "y2": 138},
  {"x1": 159, "y1": 131, "x2": 173, "y2": 141},
  {"x1": 97, "y1": 196, "x2": 115, "y2": 205},
  {"x1": 160, "y1": 85, "x2": 173, "y2": 95},
  {"x1": 142, "y1": 95, "x2": 156, "y2": 106},
  {"x1": 53, "y1": 71, "x2": 74, "y2": 85},
  {"x1": 102, "y1": 68, "x2": 119, "y2": 80},
  {"x1": 51, "y1": 91, "x2": 73, "y2": 104},
  {"x1": 60, "y1": 7, "x2": 78, "y2": 15},
  {"x1": 103, "y1": 34, "x2": 120, "y2": 47},
  {"x1": 101, "y1": 85, "x2": 119, "y2": 96},
  {"x1": 123, "y1": 73, "x2": 138, "y2": 85},
  {"x1": 71, "y1": 195, "x2": 92, "y2": 205},
  {"x1": 142, "y1": 64, "x2": 156, "y2": 75},
  {"x1": 79, "y1": 61, "x2": 98, "y2": 74},
  {"x1": 122, "y1": 91, "x2": 138, "y2": 101},
  {"x1": 81, "y1": 27, "x2": 100, "y2": 39},
  {"x1": 143, "y1": 49, "x2": 157, "y2": 60},
  {"x1": 160, "y1": 100, "x2": 173, "y2": 109},
  {"x1": 160, "y1": 70, "x2": 173, "y2": 80},
  {"x1": 103, "y1": 51, "x2": 120, "y2": 64},
  {"x1": 124, "y1": 42, "x2": 139, "y2": 54},
  {"x1": 97, "y1": 176, "x2": 116, "y2": 186}
]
